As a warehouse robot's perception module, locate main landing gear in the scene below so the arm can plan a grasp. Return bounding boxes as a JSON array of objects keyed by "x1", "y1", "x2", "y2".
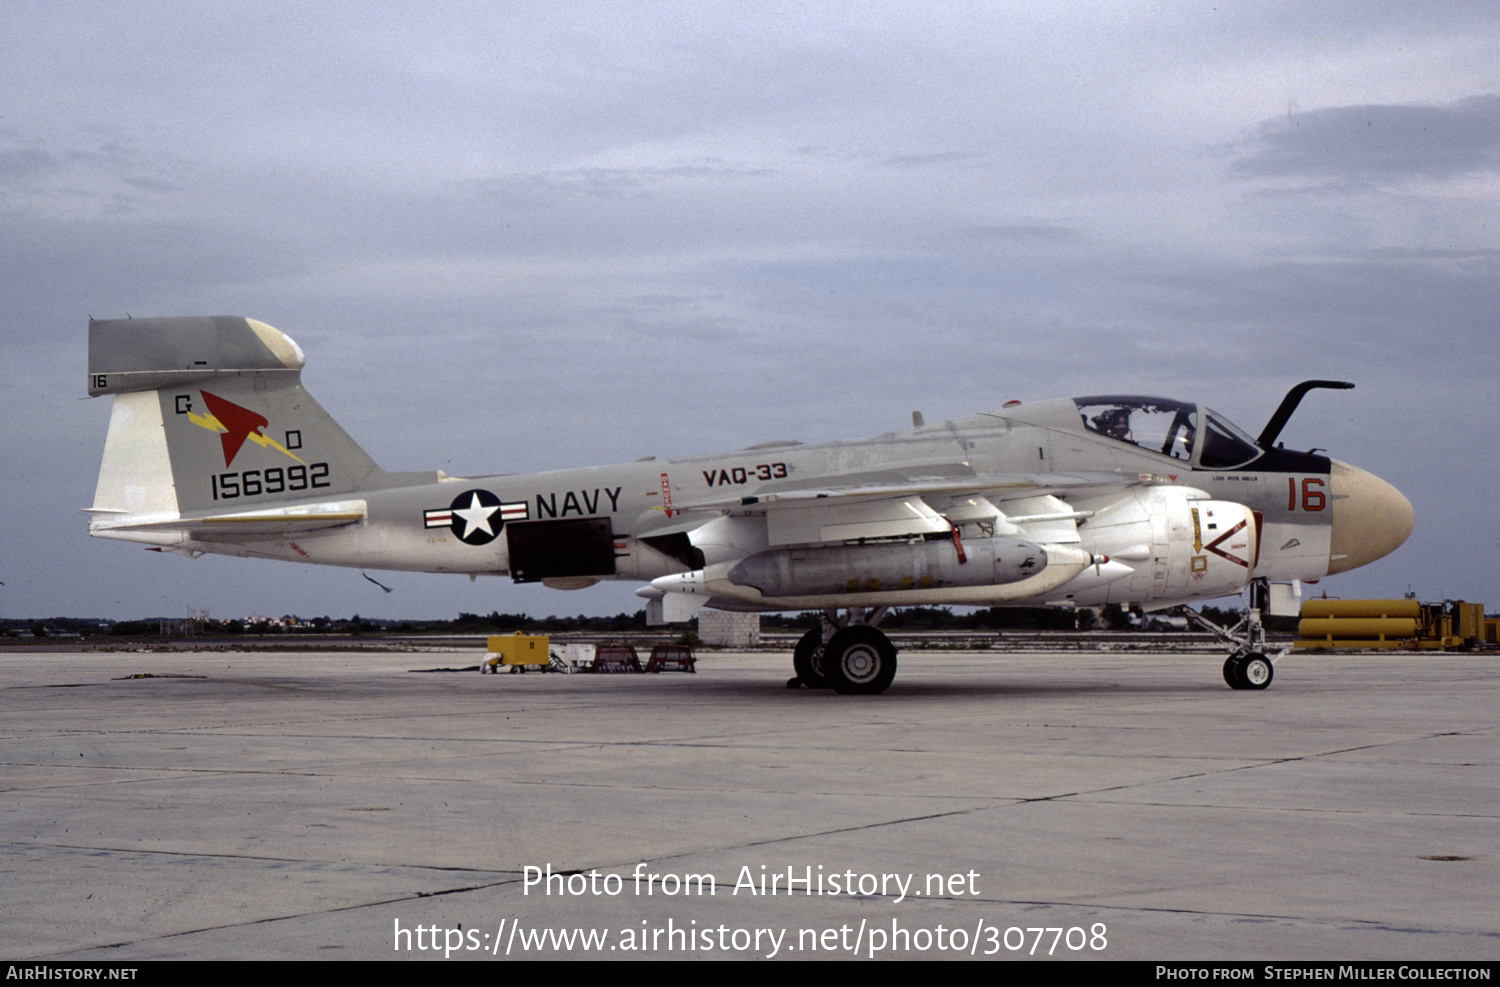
[
  {"x1": 1174, "y1": 577, "x2": 1282, "y2": 691},
  {"x1": 787, "y1": 607, "x2": 897, "y2": 695}
]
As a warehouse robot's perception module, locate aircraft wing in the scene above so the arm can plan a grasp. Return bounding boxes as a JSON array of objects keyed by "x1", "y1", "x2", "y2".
[
  {"x1": 672, "y1": 470, "x2": 1135, "y2": 513},
  {"x1": 638, "y1": 467, "x2": 1147, "y2": 620},
  {"x1": 627, "y1": 468, "x2": 1152, "y2": 561},
  {"x1": 642, "y1": 469, "x2": 1145, "y2": 548}
]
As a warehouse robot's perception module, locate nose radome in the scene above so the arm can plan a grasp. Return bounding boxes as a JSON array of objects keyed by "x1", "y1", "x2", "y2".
[{"x1": 1326, "y1": 460, "x2": 1415, "y2": 575}]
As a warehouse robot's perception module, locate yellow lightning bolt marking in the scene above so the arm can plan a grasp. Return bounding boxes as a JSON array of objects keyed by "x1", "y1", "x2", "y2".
[
  {"x1": 244, "y1": 430, "x2": 305, "y2": 463},
  {"x1": 187, "y1": 410, "x2": 224, "y2": 434},
  {"x1": 1191, "y1": 507, "x2": 1202, "y2": 553},
  {"x1": 186, "y1": 411, "x2": 305, "y2": 464}
]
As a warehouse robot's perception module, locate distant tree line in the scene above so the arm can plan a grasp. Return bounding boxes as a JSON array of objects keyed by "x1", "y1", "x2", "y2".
[{"x1": 3, "y1": 604, "x2": 1268, "y2": 639}]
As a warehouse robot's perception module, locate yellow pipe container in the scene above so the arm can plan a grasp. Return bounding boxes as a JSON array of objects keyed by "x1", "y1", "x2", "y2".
[
  {"x1": 1300, "y1": 599, "x2": 1420, "y2": 619},
  {"x1": 1297, "y1": 617, "x2": 1419, "y2": 639}
]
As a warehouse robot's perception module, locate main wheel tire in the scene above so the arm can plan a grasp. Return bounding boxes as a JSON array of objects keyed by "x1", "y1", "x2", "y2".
[
  {"x1": 1223, "y1": 655, "x2": 1244, "y2": 689},
  {"x1": 792, "y1": 627, "x2": 829, "y2": 689},
  {"x1": 1239, "y1": 652, "x2": 1274, "y2": 690},
  {"x1": 823, "y1": 625, "x2": 897, "y2": 695}
]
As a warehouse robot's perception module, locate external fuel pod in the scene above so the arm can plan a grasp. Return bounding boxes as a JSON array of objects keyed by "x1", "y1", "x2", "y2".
[{"x1": 726, "y1": 537, "x2": 1047, "y2": 596}]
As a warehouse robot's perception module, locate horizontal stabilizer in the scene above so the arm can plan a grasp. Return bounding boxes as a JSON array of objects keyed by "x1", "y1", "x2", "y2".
[{"x1": 90, "y1": 502, "x2": 366, "y2": 538}]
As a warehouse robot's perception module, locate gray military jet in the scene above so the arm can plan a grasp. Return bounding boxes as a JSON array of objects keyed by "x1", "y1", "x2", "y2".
[{"x1": 86, "y1": 316, "x2": 1413, "y2": 694}]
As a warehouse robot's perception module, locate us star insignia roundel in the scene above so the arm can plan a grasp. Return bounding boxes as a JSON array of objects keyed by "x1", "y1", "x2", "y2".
[{"x1": 423, "y1": 489, "x2": 527, "y2": 546}]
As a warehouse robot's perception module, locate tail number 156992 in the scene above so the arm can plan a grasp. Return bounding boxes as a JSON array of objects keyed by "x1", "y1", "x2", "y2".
[{"x1": 212, "y1": 464, "x2": 329, "y2": 500}]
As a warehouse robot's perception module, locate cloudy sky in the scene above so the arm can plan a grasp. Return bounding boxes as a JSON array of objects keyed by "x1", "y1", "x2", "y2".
[{"x1": 4, "y1": 2, "x2": 1497, "y2": 622}]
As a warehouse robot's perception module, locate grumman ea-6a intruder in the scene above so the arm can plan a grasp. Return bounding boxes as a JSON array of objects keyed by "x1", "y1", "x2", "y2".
[{"x1": 87, "y1": 316, "x2": 1414, "y2": 694}]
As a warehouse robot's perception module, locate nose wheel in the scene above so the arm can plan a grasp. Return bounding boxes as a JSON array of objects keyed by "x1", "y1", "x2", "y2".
[{"x1": 1222, "y1": 652, "x2": 1274, "y2": 690}]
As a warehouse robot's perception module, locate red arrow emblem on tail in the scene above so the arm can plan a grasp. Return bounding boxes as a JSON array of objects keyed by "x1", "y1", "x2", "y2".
[{"x1": 199, "y1": 391, "x2": 269, "y2": 467}]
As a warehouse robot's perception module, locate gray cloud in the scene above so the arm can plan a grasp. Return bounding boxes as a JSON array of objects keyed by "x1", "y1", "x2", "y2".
[
  {"x1": 0, "y1": 148, "x2": 60, "y2": 180},
  {"x1": 880, "y1": 151, "x2": 985, "y2": 169},
  {"x1": 957, "y1": 224, "x2": 1086, "y2": 245},
  {"x1": 1231, "y1": 95, "x2": 1500, "y2": 183}
]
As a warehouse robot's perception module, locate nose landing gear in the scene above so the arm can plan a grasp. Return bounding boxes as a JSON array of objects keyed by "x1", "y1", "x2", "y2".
[{"x1": 1179, "y1": 578, "x2": 1285, "y2": 691}]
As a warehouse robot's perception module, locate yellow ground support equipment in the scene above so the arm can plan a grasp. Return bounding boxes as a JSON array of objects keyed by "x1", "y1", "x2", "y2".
[
  {"x1": 1295, "y1": 599, "x2": 1490, "y2": 650},
  {"x1": 485, "y1": 632, "x2": 552, "y2": 672},
  {"x1": 1295, "y1": 598, "x2": 1418, "y2": 650},
  {"x1": 1454, "y1": 603, "x2": 1486, "y2": 644},
  {"x1": 1407, "y1": 602, "x2": 1470, "y2": 651}
]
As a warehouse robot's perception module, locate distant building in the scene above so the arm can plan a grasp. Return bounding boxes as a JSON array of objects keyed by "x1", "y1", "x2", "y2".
[
  {"x1": 244, "y1": 615, "x2": 299, "y2": 628},
  {"x1": 159, "y1": 619, "x2": 198, "y2": 637}
]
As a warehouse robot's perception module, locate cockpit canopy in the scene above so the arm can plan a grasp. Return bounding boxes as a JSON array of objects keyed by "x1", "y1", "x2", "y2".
[{"x1": 1073, "y1": 395, "x2": 1262, "y2": 468}]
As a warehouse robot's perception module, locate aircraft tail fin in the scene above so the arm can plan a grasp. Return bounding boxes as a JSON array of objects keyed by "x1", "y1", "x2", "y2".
[{"x1": 88, "y1": 316, "x2": 421, "y2": 524}]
